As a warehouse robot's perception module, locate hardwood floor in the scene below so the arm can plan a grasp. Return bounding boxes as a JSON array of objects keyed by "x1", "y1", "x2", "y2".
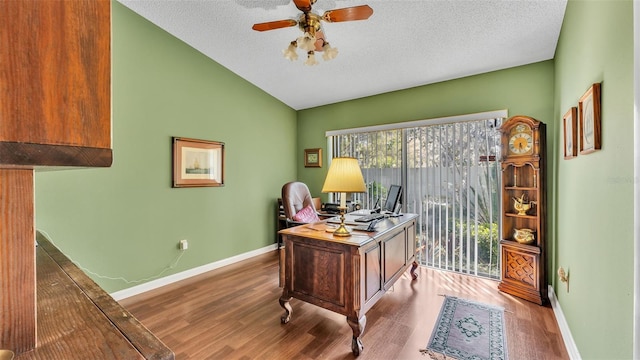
[{"x1": 119, "y1": 251, "x2": 569, "y2": 360}]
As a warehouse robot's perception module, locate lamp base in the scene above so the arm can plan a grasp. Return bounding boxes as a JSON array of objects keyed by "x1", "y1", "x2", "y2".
[{"x1": 332, "y1": 207, "x2": 351, "y2": 237}]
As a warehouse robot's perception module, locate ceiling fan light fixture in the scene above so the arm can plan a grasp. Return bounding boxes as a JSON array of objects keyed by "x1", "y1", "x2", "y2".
[
  {"x1": 253, "y1": 1, "x2": 373, "y2": 65},
  {"x1": 283, "y1": 41, "x2": 299, "y2": 61},
  {"x1": 297, "y1": 32, "x2": 317, "y2": 52},
  {"x1": 322, "y1": 43, "x2": 338, "y2": 61},
  {"x1": 304, "y1": 51, "x2": 319, "y2": 66}
]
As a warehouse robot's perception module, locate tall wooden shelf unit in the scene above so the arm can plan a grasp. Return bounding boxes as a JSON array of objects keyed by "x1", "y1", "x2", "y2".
[{"x1": 498, "y1": 115, "x2": 548, "y2": 305}]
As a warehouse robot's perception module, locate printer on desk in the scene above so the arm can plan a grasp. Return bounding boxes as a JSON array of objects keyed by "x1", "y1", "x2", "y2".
[
  {"x1": 321, "y1": 201, "x2": 361, "y2": 214},
  {"x1": 321, "y1": 203, "x2": 341, "y2": 214}
]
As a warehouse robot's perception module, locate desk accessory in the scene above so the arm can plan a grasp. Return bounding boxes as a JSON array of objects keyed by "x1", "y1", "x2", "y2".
[
  {"x1": 352, "y1": 218, "x2": 382, "y2": 232},
  {"x1": 322, "y1": 202, "x2": 341, "y2": 214},
  {"x1": 354, "y1": 212, "x2": 385, "y2": 223},
  {"x1": 321, "y1": 157, "x2": 366, "y2": 236}
]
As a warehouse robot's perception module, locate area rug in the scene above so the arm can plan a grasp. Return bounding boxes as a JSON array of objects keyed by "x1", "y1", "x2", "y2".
[{"x1": 421, "y1": 296, "x2": 508, "y2": 360}]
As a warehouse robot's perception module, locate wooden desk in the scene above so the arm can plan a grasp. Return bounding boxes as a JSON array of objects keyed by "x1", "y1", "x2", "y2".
[{"x1": 278, "y1": 214, "x2": 418, "y2": 356}]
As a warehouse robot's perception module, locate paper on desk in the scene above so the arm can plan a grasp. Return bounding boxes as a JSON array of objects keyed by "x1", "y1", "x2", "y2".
[{"x1": 306, "y1": 223, "x2": 337, "y2": 232}]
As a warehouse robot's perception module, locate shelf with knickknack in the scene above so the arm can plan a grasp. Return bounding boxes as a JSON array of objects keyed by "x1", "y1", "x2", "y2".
[{"x1": 502, "y1": 163, "x2": 540, "y2": 243}]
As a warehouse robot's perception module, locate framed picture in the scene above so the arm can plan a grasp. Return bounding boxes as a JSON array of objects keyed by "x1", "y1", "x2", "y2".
[
  {"x1": 563, "y1": 107, "x2": 578, "y2": 159},
  {"x1": 304, "y1": 148, "x2": 322, "y2": 168},
  {"x1": 173, "y1": 137, "x2": 224, "y2": 188},
  {"x1": 579, "y1": 83, "x2": 602, "y2": 155}
]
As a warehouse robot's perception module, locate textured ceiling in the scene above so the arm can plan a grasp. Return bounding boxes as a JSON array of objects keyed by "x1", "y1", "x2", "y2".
[{"x1": 117, "y1": 0, "x2": 567, "y2": 110}]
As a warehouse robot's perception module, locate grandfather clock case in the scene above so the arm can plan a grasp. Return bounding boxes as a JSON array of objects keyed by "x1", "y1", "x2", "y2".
[{"x1": 498, "y1": 115, "x2": 548, "y2": 305}]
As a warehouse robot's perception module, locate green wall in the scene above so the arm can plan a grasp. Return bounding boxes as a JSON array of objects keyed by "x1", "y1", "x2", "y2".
[
  {"x1": 554, "y1": 0, "x2": 634, "y2": 358},
  {"x1": 297, "y1": 61, "x2": 555, "y2": 198},
  {"x1": 34, "y1": 2, "x2": 297, "y2": 293}
]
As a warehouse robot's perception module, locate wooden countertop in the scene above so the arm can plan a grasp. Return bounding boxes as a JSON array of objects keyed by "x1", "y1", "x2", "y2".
[
  {"x1": 278, "y1": 213, "x2": 418, "y2": 246},
  {"x1": 14, "y1": 232, "x2": 173, "y2": 360}
]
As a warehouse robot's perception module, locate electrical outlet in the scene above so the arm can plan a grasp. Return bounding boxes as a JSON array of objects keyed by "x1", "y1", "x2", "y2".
[{"x1": 179, "y1": 239, "x2": 188, "y2": 250}]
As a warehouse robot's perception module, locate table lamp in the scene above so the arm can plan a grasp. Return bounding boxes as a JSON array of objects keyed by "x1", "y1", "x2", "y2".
[{"x1": 321, "y1": 157, "x2": 366, "y2": 236}]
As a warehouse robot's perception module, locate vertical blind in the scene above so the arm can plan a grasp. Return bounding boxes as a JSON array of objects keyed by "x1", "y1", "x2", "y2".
[
  {"x1": 331, "y1": 129, "x2": 403, "y2": 208},
  {"x1": 328, "y1": 112, "x2": 504, "y2": 279}
]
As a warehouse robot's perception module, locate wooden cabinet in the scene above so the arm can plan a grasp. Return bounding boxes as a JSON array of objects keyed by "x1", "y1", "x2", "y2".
[
  {"x1": 0, "y1": 0, "x2": 112, "y2": 167},
  {"x1": 0, "y1": 0, "x2": 112, "y2": 353},
  {"x1": 498, "y1": 116, "x2": 548, "y2": 305}
]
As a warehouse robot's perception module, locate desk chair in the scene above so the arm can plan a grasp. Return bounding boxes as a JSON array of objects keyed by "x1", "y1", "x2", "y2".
[
  {"x1": 279, "y1": 181, "x2": 321, "y2": 286},
  {"x1": 281, "y1": 181, "x2": 321, "y2": 229}
]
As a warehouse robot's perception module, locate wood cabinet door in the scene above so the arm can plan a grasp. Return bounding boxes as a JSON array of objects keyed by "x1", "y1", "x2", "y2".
[
  {"x1": 383, "y1": 229, "x2": 406, "y2": 289},
  {"x1": 0, "y1": 0, "x2": 111, "y2": 167},
  {"x1": 363, "y1": 242, "x2": 381, "y2": 303}
]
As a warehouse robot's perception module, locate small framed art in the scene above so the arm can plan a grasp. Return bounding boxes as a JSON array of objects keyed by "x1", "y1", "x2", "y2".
[
  {"x1": 563, "y1": 107, "x2": 578, "y2": 159},
  {"x1": 579, "y1": 83, "x2": 602, "y2": 155},
  {"x1": 173, "y1": 137, "x2": 224, "y2": 188},
  {"x1": 304, "y1": 148, "x2": 322, "y2": 168}
]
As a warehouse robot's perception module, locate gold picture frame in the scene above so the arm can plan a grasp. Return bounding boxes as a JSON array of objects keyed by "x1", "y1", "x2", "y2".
[
  {"x1": 579, "y1": 83, "x2": 602, "y2": 155},
  {"x1": 304, "y1": 148, "x2": 322, "y2": 168},
  {"x1": 173, "y1": 137, "x2": 224, "y2": 188},
  {"x1": 563, "y1": 107, "x2": 578, "y2": 159}
]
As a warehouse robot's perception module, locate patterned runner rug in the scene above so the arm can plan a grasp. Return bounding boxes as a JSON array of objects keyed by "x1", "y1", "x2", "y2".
[{"x1": 421, "y1": 296, "x2": 508, "y2": 360}]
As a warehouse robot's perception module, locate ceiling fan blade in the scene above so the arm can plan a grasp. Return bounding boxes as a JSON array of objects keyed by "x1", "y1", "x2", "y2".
[
  {"x1": 293, "y1": 0, "x2": 313, "y2": 12},
  {"x1": 322, "y1": 5, "x2": 373, "y2": 23},
  {"x1": 252, "y1": 19, "x2": 297, "y2": 32}
]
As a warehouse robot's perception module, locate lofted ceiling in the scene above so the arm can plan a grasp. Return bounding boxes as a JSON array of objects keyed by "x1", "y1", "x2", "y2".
[{"x1": 117, "y1": 0, "x2": 568, "y2": 110}]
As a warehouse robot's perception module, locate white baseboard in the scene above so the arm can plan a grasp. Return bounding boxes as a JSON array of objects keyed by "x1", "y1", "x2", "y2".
[
  {"x1": 110, "y1": 243, "x2": 278, "y2": 301},
  {"x1": 548, "y1": 285, "x2": 582, "y2": 360}
]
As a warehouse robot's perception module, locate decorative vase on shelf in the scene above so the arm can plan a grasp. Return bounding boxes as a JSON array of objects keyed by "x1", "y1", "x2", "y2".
[
  {"x1": 513, "y1": 228, "x2": 535, "y2": 244},
  {"x1": 512, "y1": 194, "x2": 536, "y2": 215}
]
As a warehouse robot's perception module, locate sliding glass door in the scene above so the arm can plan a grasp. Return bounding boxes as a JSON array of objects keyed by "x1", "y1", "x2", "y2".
[
  {"x1": 332, "y1": 129, "x2": 403, "y2": 209},
  {"x1": 330, "y1": 114, "x2": 503, "y2": 279}
]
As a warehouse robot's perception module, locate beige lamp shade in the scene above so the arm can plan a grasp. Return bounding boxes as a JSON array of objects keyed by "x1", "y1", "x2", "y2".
[
  {"x1": 321, "y1": 157, "x2": 366, "y2": 193},
  {"x1": 321, "y1": 157, "x2": 365, "y2": 237}
]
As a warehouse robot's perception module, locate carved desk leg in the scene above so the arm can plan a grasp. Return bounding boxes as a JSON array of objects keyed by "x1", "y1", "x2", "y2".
[
  {"x1": 410, "y1": 261, "x2": 419, "y2": 280},
  {"x1": 279, "y1": 294, "x2": 292, "y2": 324},
  {"x1": 347, "y1": 315, "x2": 367, "y2": 356}
]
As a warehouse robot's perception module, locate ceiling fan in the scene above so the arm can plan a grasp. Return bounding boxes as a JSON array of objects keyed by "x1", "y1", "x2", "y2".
[{"x1": 252, "y1": 0, "x2": 374, "y2": 65}]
